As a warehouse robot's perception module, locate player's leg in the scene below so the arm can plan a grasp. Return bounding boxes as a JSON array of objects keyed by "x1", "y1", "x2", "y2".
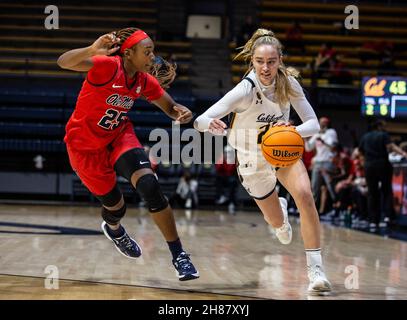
[
  {"x1": 276, "y1": 160, "x2": 331, "y2": 294},
  {"x1": 364, "y1": 167, "x2": 380, "y2": 229},
  {"x1": 237, "y1": 156, "x2": 292, "y2": 244},
  {"x1": 254, "y1": 191, "x2": 292, "y2": 245},
  {"x1": 66, "y1": 145, "x2": 141, "y2": 259},
  {"x1": 96, "y1": 184, "x2": 142, "y2": 259},
  {"x1": 114, "y1": 146, "x2": 199, "y2": 281},
  {"x1": 380, "y1": 166, "x2": 394, "y2": 223}
]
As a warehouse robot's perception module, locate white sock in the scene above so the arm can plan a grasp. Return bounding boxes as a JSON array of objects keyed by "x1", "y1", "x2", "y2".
[{"x1": 305, "y1": 248, "x2": 322, "y2": 268}]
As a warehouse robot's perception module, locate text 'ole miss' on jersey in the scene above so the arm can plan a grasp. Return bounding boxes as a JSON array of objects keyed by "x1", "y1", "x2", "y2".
[{"x1": 64, "y1": 55, "x2": 164, "y2": 151}]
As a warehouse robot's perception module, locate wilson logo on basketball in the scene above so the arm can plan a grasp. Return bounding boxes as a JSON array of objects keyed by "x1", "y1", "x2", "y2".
[
  {"x1": 261, "y1": 126, "x2": 304, "y2": 167},
  {"x1": 272, "y1": 149, "x2": 301, "y2": 158}
]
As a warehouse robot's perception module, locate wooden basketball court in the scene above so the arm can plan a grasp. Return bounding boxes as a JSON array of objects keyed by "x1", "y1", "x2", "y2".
[{"x1": 0, "y1": 204, "x2": 406, "y2": 300}]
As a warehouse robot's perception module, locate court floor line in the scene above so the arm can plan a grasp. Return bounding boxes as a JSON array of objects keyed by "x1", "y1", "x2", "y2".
[{"x1": 0, "y1": 273, "x2": 263, "y2": 300}]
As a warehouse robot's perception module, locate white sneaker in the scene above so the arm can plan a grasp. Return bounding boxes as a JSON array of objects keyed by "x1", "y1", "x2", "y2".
[
  {"x1": 216, "y1": 195, "x2": 228, "y2": 205},
  {"x1": 275, "y1": 197, "x2": 292, "y2": 245},
  {"x1": 369, "y1": 223, "x2": 377, "y2": 232},
  {"x1": 378, "y1": 221, "x2": 387, "y2": 228},
  {"x1": 307, "y1": 265, "x2": 332, "y2": 295},
  {"x1": 228, "y1": 202, "x2": 235, "y2": 215}
]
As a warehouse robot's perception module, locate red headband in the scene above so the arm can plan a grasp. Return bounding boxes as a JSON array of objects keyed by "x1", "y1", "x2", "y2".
[{"x1": 120, "y1": 30, "x2": 149, "y2": 53}]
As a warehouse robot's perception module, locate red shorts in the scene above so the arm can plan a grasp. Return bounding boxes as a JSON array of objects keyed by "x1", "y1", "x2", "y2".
[{"x1": 66, "y1": 121, "x2": 142, "y2": 196}]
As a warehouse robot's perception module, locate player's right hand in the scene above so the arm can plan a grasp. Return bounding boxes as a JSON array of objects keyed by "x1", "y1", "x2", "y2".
[
  {"x1": 90, "y1": 33, "x2": 121, "y2": 56},
  {"x1": 208, "y1": 119, "x2": 227, "y2": 135},
  {"x1": 272, "y1": 120, "x2": 292, "y2": 127}
]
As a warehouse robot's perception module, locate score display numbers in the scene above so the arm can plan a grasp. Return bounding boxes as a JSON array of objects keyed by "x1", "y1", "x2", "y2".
[{"x1": 361, "y1": 76, "x2": 407, "y2": 118}]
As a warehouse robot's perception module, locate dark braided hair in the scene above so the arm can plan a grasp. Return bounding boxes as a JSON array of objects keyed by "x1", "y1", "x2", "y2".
[{"x1": 111, "y1": 27, "x2": 177, "y2": 89}]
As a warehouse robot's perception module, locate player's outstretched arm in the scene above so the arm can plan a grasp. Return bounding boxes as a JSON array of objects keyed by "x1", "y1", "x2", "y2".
[
  {"x1": 152, "y1": 92, "x2": 193, "y2": 124},
  {"x1": 57, "y1": 33, "x2": 120, "y2": 72}
]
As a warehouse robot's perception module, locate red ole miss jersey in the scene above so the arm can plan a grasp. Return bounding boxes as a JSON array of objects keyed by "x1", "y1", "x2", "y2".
[{"x1": 64, "y1": 55, "x2": 164, "y2": 151}]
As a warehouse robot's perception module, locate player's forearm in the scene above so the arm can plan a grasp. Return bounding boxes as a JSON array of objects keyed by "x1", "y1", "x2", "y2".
[
  {"x1": 194, "y1": 114, "x2": 213, "y2": 132},
  {"x1": 153, "y1": 93, "x2": 180, "y2": 120},
  {"x1": 304, "y1": 139, "x2": 314, "y2": 152},
  {"x1": 160, "y1": 104, "x2": 178, "y2": 120},
  {"x1": 195, "y1": 83, "x2": 247, "y2": 132},
  {"x1": 296, "y1": 118, "x2": 320, "y2": 138},
  {"x1": 57, "y1": 46, "x2": 95, "y2": 69},
  {"x1": 389, "y1": 143, "x2": 407, "y2": 157}
]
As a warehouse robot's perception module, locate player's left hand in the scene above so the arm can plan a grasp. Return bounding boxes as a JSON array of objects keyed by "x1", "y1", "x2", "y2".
[
  {"x1": 173, "y1": 105, "x2": 193, "y2": 124},
  {"x1": 272, "y1": 121, "x2": 292, "y2": 127}
]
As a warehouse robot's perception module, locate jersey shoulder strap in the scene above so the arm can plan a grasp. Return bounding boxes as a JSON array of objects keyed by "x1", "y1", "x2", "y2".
[{"x1": 243, "y1": 77, "x2": 255, "y2": 89}]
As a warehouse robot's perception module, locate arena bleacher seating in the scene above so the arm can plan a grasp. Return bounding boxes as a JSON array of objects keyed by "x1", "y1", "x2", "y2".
[
  {"x1": 1, "y1": 0, "x2": 406, "y2": 208},
  {"x1": 230, "y1": 0, "x2": 407, "y2": 87}
]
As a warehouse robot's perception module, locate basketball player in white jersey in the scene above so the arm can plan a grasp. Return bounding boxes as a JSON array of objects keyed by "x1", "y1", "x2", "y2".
[{"x1": 194, "y1": 29, "x2": 332, "y2": 295}]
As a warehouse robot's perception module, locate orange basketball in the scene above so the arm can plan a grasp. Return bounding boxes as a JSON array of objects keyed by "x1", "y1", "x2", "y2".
[{"x1": 261, "y1": 126, "x2": 304, "y2": 168}]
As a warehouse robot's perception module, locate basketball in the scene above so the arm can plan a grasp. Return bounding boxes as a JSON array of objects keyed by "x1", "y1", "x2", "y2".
[{"x1": 261, "y1": 126, "x2": 304, "y2": 167}]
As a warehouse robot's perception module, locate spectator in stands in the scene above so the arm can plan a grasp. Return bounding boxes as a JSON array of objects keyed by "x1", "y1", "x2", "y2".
[
  {"x1": 313, "y1": 43, "x2": 336, "y2": 78},
  {"x1": 195, "y1": 28, "x2": 332, "y2": 295},
  {"x1": 285, "y1": 21, "x2": 305, "y2": 54},
  {"x1": 389, "y1": 140, "x2": 406, "y2": 163},
  {"x1": 305, "y1": 116, "x2": 338, "y2": 213},
  {"x1": 378, "y1": 44, "x2": 396, "y2": 75},
  {"x1": 236, "y1": 15, "x2": 257, "y2": 48},
  {"x1": 400, "y1": 141, "x2": 407, "y2": 158},
  {"x1": 358, "y1": 41, "x2": 379, "y2": 64},
  {"x1": 215, "y1": 145, "x2": 238, "y2": 214},
  {"x1": 170, "y1": 171, "x2": 198, "y2": 209},
  {"x1": 302, "y1": 148, "x2": 315, "y2": 175},
  {"x1": 329, "y1": 146, "x2": 354, "y2": 218},
  {"x1": 358, "y1": 40, "x2": 394, "y2": 66},
  {"x1": 349, "y1": 148, "x2": 368, "y2": 227},
  {"x1": 359, "y1": 120, "x2": 407, "y2": 231},
  {"x1": 57, "y1": 27, "x2": 199, "y2": 281},
  {"x1": 327, "y1": 54, "x2": 353, "y2": 85}
]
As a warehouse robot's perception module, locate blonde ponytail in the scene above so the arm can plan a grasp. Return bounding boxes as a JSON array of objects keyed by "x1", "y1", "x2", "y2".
[
  {"x1": 234, "y1": 28, "x2": 301, "y2": 105},
  {"x1": 234, "y1": 28, "x2": 276, "y2": 63}
]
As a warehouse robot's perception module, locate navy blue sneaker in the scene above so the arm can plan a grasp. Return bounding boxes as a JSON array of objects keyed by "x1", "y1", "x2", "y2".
[
  {"x1": 101, "y1": 221, "x2": 142, "y2": 259},
  {"x1": 172, "y1": 252, "x2": 199, "y2": 281}
]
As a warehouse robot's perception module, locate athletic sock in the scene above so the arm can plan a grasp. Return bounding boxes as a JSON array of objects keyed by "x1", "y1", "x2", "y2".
[
  {"x1": 106, "y1": 224, "x2": 125, "y2": 238},
  {"x1": 305, "y1": 248, "x2": 322, "y2": 267},
  {"x1": 167, "y1": 238, "x2": 183, "y2": 260}
]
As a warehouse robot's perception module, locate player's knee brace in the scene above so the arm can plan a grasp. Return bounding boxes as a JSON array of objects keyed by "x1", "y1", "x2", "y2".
[
  {"x1": 96, "y1": 184, "x2": 122, "y2": 207},
  {"x1": 101, "y1": 204, "x2": 127, "y2": 225},
  {"x1": 136, "y1": 174, "x2": 168, "y2": 213}
]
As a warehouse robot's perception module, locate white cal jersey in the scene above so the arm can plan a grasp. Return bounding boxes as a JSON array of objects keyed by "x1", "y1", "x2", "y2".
[
  {"x1": 194, "y1": 70, "x2": 319, "y2": 198},
  {"x1": 228, "y1": 71, "x2": 291, "y2": 159}
]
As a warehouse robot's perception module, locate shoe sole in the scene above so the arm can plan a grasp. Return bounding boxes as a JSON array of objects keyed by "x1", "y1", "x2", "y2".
[
  {"x1": 308, "y1": 290, "x2": 331, "y2": 296},
  {"x1": 178, "y1": 272, "x2": 200, "y2": 281},
  {"x1": 308, "y1": 281, "x2": 332, "y2": 296},
  {"x1": 101, "y1": 222, "x2": 142, "y2": 259}
]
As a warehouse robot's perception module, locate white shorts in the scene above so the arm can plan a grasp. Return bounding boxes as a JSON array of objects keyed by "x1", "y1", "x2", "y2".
[{"x1": 236, "y1": 150, "x2": 277, "y2": 200}]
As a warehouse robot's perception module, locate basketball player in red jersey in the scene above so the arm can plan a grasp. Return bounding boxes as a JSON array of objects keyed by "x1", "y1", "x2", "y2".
[{"x1": 57, "y1": 28, "x2": 199, "y2": 281}]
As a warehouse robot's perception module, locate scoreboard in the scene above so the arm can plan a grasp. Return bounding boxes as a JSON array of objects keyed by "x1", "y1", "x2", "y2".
[{"x1": 361, "y1": 76, "x2": 407, "y2": 118}]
